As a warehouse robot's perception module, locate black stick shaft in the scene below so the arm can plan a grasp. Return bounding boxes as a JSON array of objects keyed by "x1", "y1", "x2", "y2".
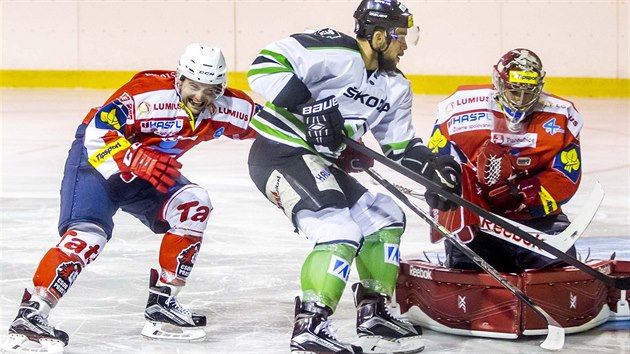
[
  {"x1": 363, "y1": 167, "x2": 565, "y2": 349},
  {"x1": 344, "y1": 137, "x2": 629, "y2": 289}
]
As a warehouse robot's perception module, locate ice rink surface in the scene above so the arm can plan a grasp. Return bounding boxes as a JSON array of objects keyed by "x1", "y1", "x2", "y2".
[{"x1": 0, "y1": 89, "x2": 628, "y2": 353}]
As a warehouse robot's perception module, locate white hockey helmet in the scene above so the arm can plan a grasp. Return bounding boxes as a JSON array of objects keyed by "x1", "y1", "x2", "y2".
[{"x1": 177, "y1": 43, "x2": 227, "y2": 95}]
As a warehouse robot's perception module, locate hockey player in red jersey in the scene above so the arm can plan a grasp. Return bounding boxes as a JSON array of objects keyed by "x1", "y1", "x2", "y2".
[
  {"x1": 393, "y1": 49, "x2": 624, "y2": 339},
  {"x1": 2, "y1": 43, "x2": 257, "y2": 353},
  {"x1": 428, "y1": 48, "x2": 582, "y2": 272}
]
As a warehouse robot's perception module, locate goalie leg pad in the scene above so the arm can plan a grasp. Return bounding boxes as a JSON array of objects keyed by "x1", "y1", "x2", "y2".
[
  {"x1": 32, "y1": 227, "x2": 107, "y2": 304},
  {"x1": 158, "y1": 232, "x2": 202, "y2": 286},
  {"x1": 162, "y1": 184, "x2": 212, "y2": 238},
  {"x1": 396, "y1": 259, "x2": 612, "y2": 338},
  {"x1": 521, "y1": 260, "x2": 611, "y2": 334}
]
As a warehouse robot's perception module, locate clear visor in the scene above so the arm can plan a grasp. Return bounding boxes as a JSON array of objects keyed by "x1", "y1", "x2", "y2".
[
  {"x1": 389, "y1": 26, "x2": 420, "y2": 46},
  {"x1": 406, "y1": 26, "x2": 420, "y2": 46}
]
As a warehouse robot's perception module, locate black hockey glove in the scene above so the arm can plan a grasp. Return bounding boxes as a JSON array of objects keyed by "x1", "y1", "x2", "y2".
[
  {"x1": 298, "y1": 95, "x2": 344, "y2": 154},
  {"x1": 401, "y1": 144, "x2": 462, "y2": 211}
]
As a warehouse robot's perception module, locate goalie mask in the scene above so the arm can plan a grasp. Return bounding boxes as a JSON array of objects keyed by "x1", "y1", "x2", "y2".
[
  {"x1": 354, "y1": 0, "x2": 418, "y2": 47},
  {"x1": 176, "y1": 43, "x2": 227, "y2": 98},
  {"x1": 492, "y1": 48, "x2": 546, "y2": 132}
]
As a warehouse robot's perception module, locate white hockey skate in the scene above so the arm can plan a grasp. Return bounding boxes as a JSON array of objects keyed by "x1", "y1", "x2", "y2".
[
  {"x1": 1, "y1": 290, "x2": 67, "y2": 354},
  {"x1": 353, "y1": 283, "x2": 424, "y2": 354},
  {"x1": 141, "y1": 269, "x2": 206, "y2": 342}
]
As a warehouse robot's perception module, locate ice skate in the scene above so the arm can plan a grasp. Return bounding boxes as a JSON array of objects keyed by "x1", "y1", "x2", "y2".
[
  {"x1": 1, "y1": 289, "x2": 68, "y2": 354},
  {"x1": 141, "y1": 269, "x2": 206, "y2": 341},
  {"x1": 290, "y1": 297, "x2": 363, "y2": 354},
  {"x1": 352, "y1": 283, "x2": 424, "y2": 354}
]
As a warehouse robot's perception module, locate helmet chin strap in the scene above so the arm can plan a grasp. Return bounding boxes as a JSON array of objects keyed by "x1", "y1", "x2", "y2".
[
  {"x1": 369, "y1": 34, "x2": 391, "y2": 54},
  {"x1": 367, "y1": 35, "x2": 391, "y2": 72}
]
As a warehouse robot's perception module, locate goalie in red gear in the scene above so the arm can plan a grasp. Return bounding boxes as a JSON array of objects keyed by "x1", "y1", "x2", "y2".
[
  {"x1": 395, "y1": 48, "x2": 595, "y2": 341},
  {"x1": 426, "y1": 48, "x2": 583, "y2": 273},
  {"x1": 2, "y1": 43, "x2": 257, "y2": 353}
]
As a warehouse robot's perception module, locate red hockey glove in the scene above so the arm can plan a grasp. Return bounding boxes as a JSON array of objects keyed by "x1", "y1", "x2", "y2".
[
  {"x1": 120, "y1": 143, "x2": 182, "y2": 193},
  {"x1": 480, "y1": 177, "x2": 540, "y2": 212},
  {"x1": 335, "y1": 141, "x2": 374, "y2": 173},
  {"x1": 476, "y1": 140, "x2": 516, "y2": 187}
]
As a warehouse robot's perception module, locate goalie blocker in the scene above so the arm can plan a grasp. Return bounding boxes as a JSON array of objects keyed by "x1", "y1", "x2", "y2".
[{"x1": 395, "y1": 259, "x2": 630, "y2": 338}]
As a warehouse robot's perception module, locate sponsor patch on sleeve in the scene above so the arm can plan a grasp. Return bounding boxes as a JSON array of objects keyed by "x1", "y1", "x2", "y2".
[
  {"x1": 428, "y1": 127, "x2": 450, "y2": 154},
  {"x1": 553, "y1": 143, "x2": 581, "y2": 183},
  {"x1": 88, "y1": 137, "x2": 131, "y2": 168},
  {"x1": 94, "y1": 100, "x2": 129, "y2": 131},
  {"x1": 538, "y1": 185, "x2": 558, "y2": 215}
]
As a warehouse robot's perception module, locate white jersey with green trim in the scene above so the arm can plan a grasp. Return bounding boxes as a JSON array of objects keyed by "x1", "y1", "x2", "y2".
[{"x1": 247, "y1": 28, "x2": 417, "y2": 158}]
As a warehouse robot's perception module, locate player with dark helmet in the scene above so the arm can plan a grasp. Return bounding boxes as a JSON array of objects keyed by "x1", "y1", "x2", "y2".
[{"x1": 247, "y1": 0, "x2": 451, "y2": 353}]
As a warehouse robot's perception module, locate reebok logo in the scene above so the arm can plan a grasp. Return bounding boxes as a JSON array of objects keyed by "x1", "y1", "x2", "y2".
[{"x1": 409, "y1": 266, "x2": 433, "y2": 280}]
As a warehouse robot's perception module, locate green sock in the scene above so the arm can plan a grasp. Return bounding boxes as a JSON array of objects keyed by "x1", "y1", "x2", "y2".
[
  {"x1": 355, "y1": 227, "x2": 403, "y2": 296},
  {"x1": 300, "y1": 242, "x2": 357, "y2": 311}
]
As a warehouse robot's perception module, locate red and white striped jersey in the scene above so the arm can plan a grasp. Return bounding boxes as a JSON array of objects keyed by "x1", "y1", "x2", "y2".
[
  {"x1": 81, "y1": 70, "x2": 256, "y2": 179},
  {"x1": 429, "y1": 84, "x2": 583, "y2": 219}
]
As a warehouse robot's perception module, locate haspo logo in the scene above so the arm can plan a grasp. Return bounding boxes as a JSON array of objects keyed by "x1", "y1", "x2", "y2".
[
  {"x1": 449, "y1": 112, "x2": 490, "y2": 125},
  {"x1": 343, "y1": 87, "x2": 390, "y2": 112}
]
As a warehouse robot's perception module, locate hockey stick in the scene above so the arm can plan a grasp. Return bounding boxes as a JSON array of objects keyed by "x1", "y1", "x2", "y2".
[
  {"x1": 343, "y1": 136, "x2": 630, "y2": 289},
  {"x1": 392, "y1": 181, "x2": 605, "y2": 258},
  {"x1": 362, "y1": 166, "x2": 565, "y2": 350}
]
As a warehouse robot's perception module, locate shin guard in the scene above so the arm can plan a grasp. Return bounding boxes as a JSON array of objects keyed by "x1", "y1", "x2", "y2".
[
  {"x1": 158, "y1": 232, "x2": 202, "y2": 286},
  {"x1": 32, "y1": 249, "x2": 84, "y2": 305},
  {"x1": 356, "y1": 227, "x2": 403, "y2": 297},
  {"x1": 32, "y1": 229, "x2": 106, "y2": 304},
  {"x1": 300, "y1": 243, "x2": 357, "y2": 311}
]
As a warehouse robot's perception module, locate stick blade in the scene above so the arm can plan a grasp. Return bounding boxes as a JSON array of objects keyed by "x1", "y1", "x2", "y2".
[{"x1": 540, "y1": 325, "x2": 565, "y2": 351}]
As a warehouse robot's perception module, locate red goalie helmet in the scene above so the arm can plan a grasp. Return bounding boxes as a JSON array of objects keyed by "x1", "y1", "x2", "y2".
[{"x1": 492, "y1": 48, "x2": 546, "y2": 132}]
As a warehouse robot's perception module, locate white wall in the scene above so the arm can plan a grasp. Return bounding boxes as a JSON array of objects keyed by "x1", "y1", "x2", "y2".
[{"x1": 2, "y1": 0, "x2": 628, "y2": 78}]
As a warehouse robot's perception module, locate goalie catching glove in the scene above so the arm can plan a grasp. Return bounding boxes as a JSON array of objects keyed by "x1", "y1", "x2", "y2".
[
  {"x1": 476, "y1": 141, "x2": 540, "y2": 212},
  {"x1": 120, "y1": 143, "x2": 182, "y2": 193},
  {"x1": 298, "y1": 95, "x2": 345, "y2": 155},
  {"x1": 401, "y1": 141, "x2": 462, "y2": 211}
]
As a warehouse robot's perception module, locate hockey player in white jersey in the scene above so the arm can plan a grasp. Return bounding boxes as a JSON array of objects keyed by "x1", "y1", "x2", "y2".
[{"x1": 247, "y1": 1, "x2": 461, "y2": 353}]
